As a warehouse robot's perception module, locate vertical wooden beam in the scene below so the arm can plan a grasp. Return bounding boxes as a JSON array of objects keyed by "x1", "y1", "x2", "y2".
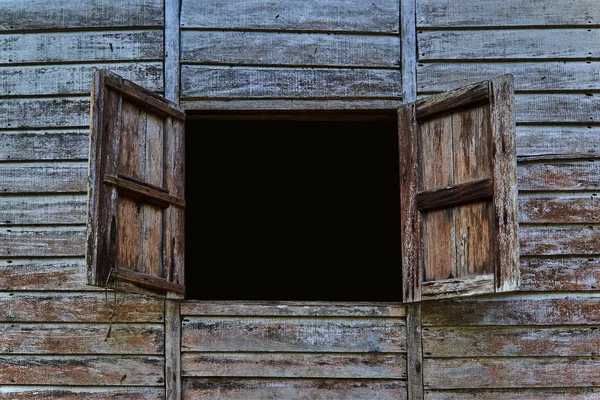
[
  {"x1": 165, "y1": 0, "x2": 181, "y2": 103},
  {"x1": 165, "y1": 292, "x2": 182, "y2": 400},
  {"x1": 400, "y1": 0, "x2": 417, "y2": 102},
  {"x1": 406, "y1": 303, "x2": 424, "y2": 400}
]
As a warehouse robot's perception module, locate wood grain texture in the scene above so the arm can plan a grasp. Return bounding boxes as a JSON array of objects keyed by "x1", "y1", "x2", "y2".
[
  {"x1": 421, "y1": 294, "x2": 600, "y2": 326},
  {"x1": 406, "y1": 304, "x2": 424, "y2": 400},
  {"x1": 423, "y1": 325, "x2": 600, "y2": 357},
  {"x1": 0, "y1": 355, "x2": 164, "y2": 386},
  {"x1": 425, "y1": 388, "x2": 600, "y2": 400},
  {"x1": 0, "y1": 292, "x2": 164, "y2": 323},
  {"x1": 165, "y1": 298, "x2": 182, "y2": 400},
  {"x1": 417, "y1": 0, "x2": 599, "y2": 28},
  {"x1": 0, "y1": 63, "x2": 163, "y2": 97},
  {"x1": 182, "y1": 31, "x2": 399, "y2": 67},
  {"x1": 400, "y1": 0, "x2": 417, "y2": 101},
  {"x1": 0, "y1": 258, "x2": 90, "y2": 291},
  {"x1": 0, "y1": 195, "x2": 87, "y2": 225},
  {"x1": 517, "y1": 126, "x2": 600, "y2": 161},
  {"x1": 515, "y1": 94, "x2": 600, "y2": 124},
  {"x1": 0, "y1": 30, "x2": 163, "y2": 65},
  {"x1": 181, "y1": 317, "x2": 406, "y2": 353},
  {"x1": 424, "y1": 357, "x2": 600, "y2": 389},
  {"x1": 519, "y1": 194, "x2": 600, "y2": 223},
  {"x1": 181, "y1": 66, "x2": 401, "y2": 99},
  {"x1": 181, "y1": 98, "x2": 405, "y2": 110},
  {"x1": 520, "y1": 225, "x2": 600, "y2": 256},
  {"x1": 0, "y1": 387, "x2": 164, "y2": 400},
  {"x1": 1, "y1": 226, "x2": 85, "y2": 257},
  {"x1": 520, "y1": 257, "x2": 600, "y2": 291},
  {"x1": 183, "y1": 378, "x2": 407, "y2": 400},
  {"x1": 164, "y1": 0, "x2": 180, "y2": 103},
  {"x1": 418, "y1": 29, "x2": 600, "y2": 60},
  {"x1": 0, "y1": 323, "x2": 163, "y2": 355},
  {"x1": 181, "y1": 301, "x2": 406, "y2": 318},
  {"x1": 518, "y1": 161, "x2": 600, "y2": 191},
  {"x1": 0, "y1": 98, "x2": 90, "y2": 129},
  {"x1": 0, "y1": 162, "x2": 87, "y2": 194},
  {"x1": 182, "y1": 353, "x2": 406, "y2": 379},
  {"x1": 0, "y1": 130, "x2": 89, "y2": 161},
  {"x1": 0, "y1": 0, "x2": 163, "y2": 31},
  {"x1": 180, "y1": 0, "x2": 399, "y2": 33}
]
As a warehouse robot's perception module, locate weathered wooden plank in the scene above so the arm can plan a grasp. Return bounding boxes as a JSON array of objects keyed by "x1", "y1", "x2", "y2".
[
  {"x1": 183, "y1": 378, "x2": 407, "y2": 400},
  {"x1": 0, "y1": 98, "x2": 90, "y2": 129},
  {"x1": 518, "y1": 161, "x2": 600, "y2": 191},
  {"x1": 1, "y1": 226, "x2": 85, "y2": 257},
  {"x1": 516, "y1": 94, "x2": 600, "y2": 124},
  {"x1": 424, "y1": 357, "x2": 600, "y2": 389},
  {"x1": 181, "y1": 66, "x2": 401, "y2": 99},
  {"x1": 0, "y1": 292, "x2": 164, "y2": 323},
  {"x1": 517, "y1": 126, "x2": 600, "y2": 161},
  {"x1": 1, "y1": 30, "x2": 163, "y2": 65},
  {"x1": 406, "y1": 304, "x2": 424, "y2": 400},
  {"x1": 519, "y1": 194, "x2": 600, "y2": 223},
  {"x1": 182, "y1": 98, "x2": 405, "y2": 110},
  {"x1": 181, "y1": 301, "x2": 406, "y2": 318},
  {"x1": 181, "y1": 0, "x2": 399, "y2": 33},
  {"x1": 181, "y1": 317, "x2": 406, "y2": 353},
  {"x1": 0, "y1": 355, "x2": 163, "y2": 386},
  {"x1": 182, "y1": 31, "x2": 399, "y2": 67},
  {"x1": 0, "y1": 162, "x2": 87, "y2": 194},
  {"x1": 425, "y1": 388, "x2": 600, "y2": 400},
  {"x1": 417, "y1": 0, "x2": 599, "y2": 28},
  {"x1": 165, "y1": 298, "x2": 182, "y2": 400},
  {"x1": 520, "y1": 225, "x2": 600, "y2": 256},
  {"x1": 418, "y1": 62, "x2": 600, "y2": 93},
  {"x1": 419, "y1": 29, "x2": 600, "y2": 61},
  {"x1": 0, "y1": 323, "x2": 163, "y2": 355},
  {"x1": 0, "y1": 0, "x2": 163, "y2": 31},
  {"x1": 423, "y1": 326, "x2": 600, "y2": 357},
  {"x1": 421, "y1": 294, "x2": 600, "y2": 326},
  {"x1": 400, "y1": 0, "x2": 417, "y2": 101},
  {"x1": 0, "y1": 130, "x2": 89, "y2": 161},
  {"x1": 0, "y1": 63, "x2": 163, "y2": 97},
  {"x1": 520, "y1": 257, "x2": 600, "y2": 291},
  {"x1": 0, "y1": 387, "x2": 164, "y2": 400},
  {"x1": 0, "y1": 195, "x2": 87, "y2": 225},
  {"x1": 182, "y1": 353, "x2": 406, "y2": 379},
  {"x1": 164, "y1": 0, "x2": 180, "y2": 104},
  {"x1": 0, "y1": 258, "x2": 90, "y2": 291}
]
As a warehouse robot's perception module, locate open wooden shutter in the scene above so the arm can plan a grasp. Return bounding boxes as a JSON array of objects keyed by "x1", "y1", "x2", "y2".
[
  {"x1": 399, "y1": 74, "x2": 518, "y2": 302},
  {"x1": 86, "y1": 69, "x2": 186, "y2": 295}
]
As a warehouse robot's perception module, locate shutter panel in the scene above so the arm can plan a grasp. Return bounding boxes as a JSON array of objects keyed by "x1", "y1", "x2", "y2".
[
  {"x1": 86, "y1": 69, "x2": 186, "y2": 295},
  {"x1": 399, "y1": 74, "x2": 518, "y2": 302}
]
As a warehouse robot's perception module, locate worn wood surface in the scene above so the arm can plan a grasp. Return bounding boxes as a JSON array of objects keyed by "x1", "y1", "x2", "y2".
[
  {"x1": 425, "y1": 388, "x2": 600, "y2": 400},
  {"x1": 164, "y1": 0, "x2": 180, "y2": 103},
  {"x1": 182, "y1": 98, "x2": 405, "y2": 110},
  {"x1": 421, "y1": 294, "x2": 600, "y2": 326},
  {"x1": 421, "y1": 275, "x2": 495, "y2": 300},
  {"x1": 0, "y1": 162, "x2": 87, "y2": 193},
  {"x1": 0, "y1": 323, "x2": 163, "y2": 355},
  {"x1": 0, "y1": 98, "x2": 90, "y2": 129},
  {"x1": 0, "y1": 63, "x2": 162, "y2": 97},
  {"x1": 417, "y1": 0, "x2": 599, "y2": 27},
  {"x1": 515, "y1": 94, "x2": 600, "y2": 124},
  {"x1": 0, "y1": 195, "x2": 86, "y2": 225},
  {"x1": 520, "y1": 226, "x2": 600, "y2": 256},
  {"x1": 406, "y1": 304, "x2": 424, "y2": 400},
  {"x1": 400, "y1": 0, "x2": 417, "y2": 101},
  {"x1": 419, "y1": 29, "x2": 600, "y2": 61},
  {"x1": 0, "y1": 226, "x2": 85, "y2": 257},
  {"x1": 183, "y1": 378, "x2": 407, "y2": 400},
  {"x1": 518, "y1": 161, "x2": 600, "y2": 191},
  {"x1": 165, "y1": 297, "x2": 181, "y2": 400},
  {"x1": 520, "y1": 257, "x2": 600, "y2": 291},
  {"x1": 415, "y1": 82, "x2": 488, "y2": 120},
  {"x1": 0, "y1": 293, "x2": 163, "y2": 323},
  {"x1": 180, "y1": 0, "x2": 399, "y2": 33},
  {"x1": 0, "y1": 130, "x2": 89, "y2": 161},
  {"x1": 519, "y1": 194, "x2": 600, "y2": 223},
  {"x1": 417, "y1": 178, "x2": 493, "y2": 212},
  {"x1": 0, "y1": 387, "x2": 164, "y2": 400},
  {"x1": 0, "y1": 258, "x2": 89, "y2": 291},
  {"x1": 181, "y1": 301, "x2": 406, "y2": 318},
  {"x1": 0, "y1": 355, "x2": 164, "y2": 386},
  {"x1": 423, "y1": 325, "x2": 600, "y2": 357},
  {"x1": 182, "y1": 31, "x2": 399, "y2": 68},
  {"x1": 424, "y1": 357, "x2": 600, "y2": 389},
  {"x1": 517, "y1": 126, "x2": 600, "y2": 161},
  {"x1": 181, "y1": 66, "x2": 401, "y2": 99},
  {"x1": 182, "y1": 317, "x2": 405, "y2": 353},
  {"x1": 0, "y1": 0, "x2": 163, "y2": 31}
]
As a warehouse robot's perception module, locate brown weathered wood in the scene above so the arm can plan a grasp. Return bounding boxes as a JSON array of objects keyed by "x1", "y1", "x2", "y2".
[
  {"x1": 0, "y1": 323, "x2": 163, "y2": 355},
  {"x1": 0, "y1": 227, "x2": 85, "y2": 257},
  {"x1": 182, "y1": 353, "x2": 406, "y2": 379},
  {"x1": 182, "y1": 31, "x2": 399, "y2": 68},
  {"x1": 520, "y1": 226, "x2": 600, "y2": 256},
  {"x1": 183, "y1": 378, "x2": 407, "y2": 400},
  {"x1": 180, "y1": 0, "x2": 399, "y2": 33},
  {"x1": 0, "y1": 130, "x2": 89, "y2": 161},
  {"x1": 111, "y1": 269, "x2": 185, "y2": 293},
  {"x1": 0, "y1": 0, "x2": 163, "y2": 31},
  {"x1": 181, "y1": 301, "x2": 406, "y2": 318},
  {"x1": 406, "y1": 304, "x2": 424, "y2": 400},
  {"x1": 0, "y1": 98, "x2": 90, "y2": 129},
  {"x1": 0, "y1": 258, "x2": 90, "y2": 291},
  {"x1": 415, "y1": 81, "x2": 488, "y2": 120},
  {"x1": 421, "y1": 274, "x2": 495, "y2": 300},
  {"x1": 519, "y1": 194, "x2": 600, "y2": 223},
  {"x1": 0, "y1": 162, "x2": 87, "y2": 194},
  {"x1": 421, "y1": 294, "x2": 600, "y2": 326},
  {"x1": 182, "y1": 317, "x2": 406, "y2": 353},
  {"x1": 520, "y1": 257, "x2": 600, "y2": 291},
  {"x1": 181, "y1": 66, "x2": 401, "y2": 99},
  {"x1": 417, "y1": 178, "x2": 493, "y2": 212},
  {"x1": 0, "y1": 387, "x2": 165, "y2": 400},
  {"x1": 424, "y1": 357, "x2": 600, "y2": 389},
  {"x1": 423, "y1": 325, "x2": 600, "y2": 357},
  {"x1": 518, "y1": 161, "x2": 600, "y2": 191},
  {"x1": 104, "y1": 175, "x2": 185, "y2": 208},
  {"x1": 0, "y1": 293, "x2": 164, "y2": 323},
  {"x1": 0, "y1": 195, "x2": 87, "y2": 225},
  {"x1": 165, "y1": 296, "x2": 182, "y2": 400},
  {"x1": 0, "y1": 355, "x2": 164, "y2": 386},
  {"x1": 425, "y1": 388, "x2": 600, "y2": 400}
]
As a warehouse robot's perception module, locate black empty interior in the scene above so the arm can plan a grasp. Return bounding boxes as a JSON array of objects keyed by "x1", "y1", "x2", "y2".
[{"x1": 185, "y1": 117, "x2": 402, "y2": 301}]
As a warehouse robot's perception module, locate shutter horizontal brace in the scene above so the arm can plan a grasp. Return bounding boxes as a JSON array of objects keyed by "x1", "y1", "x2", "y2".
[
  {"x1": 416, "y1": 177, "x2": 493, "y2": 212},
  {"x1": 104, "y1": 175, "x2": 185, "y2": 208},
  {"x1": 416, "y1": 81, "x2": 489, "y2": 120},
  {"x1": 421, "y1": 273, "x2": 495, "y2": 300},
  {"x1": 110, "y1": 268, "x2": 185, "y2": 293}
]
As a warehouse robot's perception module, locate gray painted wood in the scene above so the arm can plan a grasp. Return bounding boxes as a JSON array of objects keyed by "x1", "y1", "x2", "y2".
[
  {"x1": 0, "y1": 387, "x2": 164, "y2": 399},
  {"x1": 425, "y1": 388, "x2": 600, "y2": 400},
  {"x1": 0, "y1": 130, "x2": 89, "y2": 161},
  {"x1": 181, "y1": 98, "x2": 405, "y2": 110},
  {"x1": 520, "y1": 226, "x2": 600, "y2": 256},
  {"x1": 400, "y1": 0, "x2": 417, "y2": 101},
  {"x1": 518, "y1": 161, "x2": 600, "y2": 191},
  {"x1": 519, "y1": 194, "x2": 600, "y2": 224},
  {"x1": 0, "y1": 258, "x2": 91, "y2": 291},
  {"x1": 0, "y1": 162, "x2": 88, "y2": 193},
  {"x1": 520, "y1": 257, "x2": 600, "y2": 292},
  {"x1": 517, "y1": 126, "x2": 600, "y2": 161},
  {"x1": 0, "y1": 195, "x2": 87, "y2": 225},
  {"x1": 0, "y1": 98, "x2": 90, "y2": 129},
  {"x1": 1, "y1": 226, "x2": 85, "y2": 257}
]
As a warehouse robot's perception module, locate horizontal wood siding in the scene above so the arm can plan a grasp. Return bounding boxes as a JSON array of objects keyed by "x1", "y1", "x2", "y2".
[
  {"x1": 181, "y1": 302, "x2": 407, "y2": 399},
  {"x1": 180, "y1": 0, "x2": 401, "y2": 108},
  {"x1": 0, "y1": 1, "x2": 166, "y2": 395},
  {"x1": 418, "y1": 0, "x2": 600, "y2": 397}
]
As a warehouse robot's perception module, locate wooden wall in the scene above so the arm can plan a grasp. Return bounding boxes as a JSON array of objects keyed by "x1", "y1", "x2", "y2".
[
  {"x1": 0, "y1": 0, "x2": 166, "y2": 398},
  {"x1": 180, "y1": 302, "x2": 407, "y2": 399},
  {"x1": 179, "y1": 0, "x2": 402, "y2": 109},
  {"x1": 417, "y1": 0, "x2": 600, "y2": 398}
]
